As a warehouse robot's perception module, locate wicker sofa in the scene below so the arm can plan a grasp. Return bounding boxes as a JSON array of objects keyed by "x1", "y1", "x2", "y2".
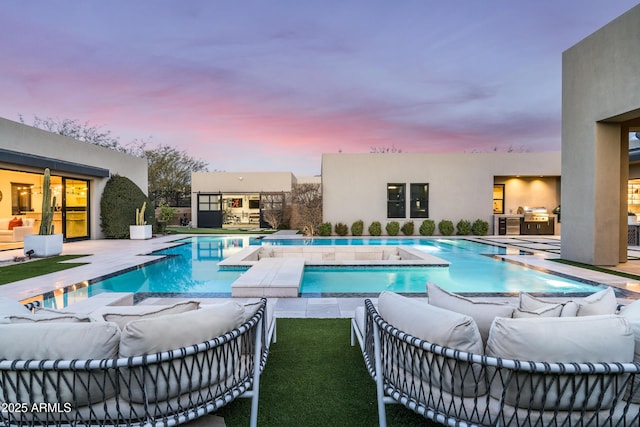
[
  {"x1": 0, "y1": 297, "x2": 275, "y2": 427},
  {"x1": 351, "y1": 288, "x2": 640, "y2": 426}
]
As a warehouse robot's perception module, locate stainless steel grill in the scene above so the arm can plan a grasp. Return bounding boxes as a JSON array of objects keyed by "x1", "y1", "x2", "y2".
[{"x1": 524, "y1": 208, "x2": 549, "y2": 222}]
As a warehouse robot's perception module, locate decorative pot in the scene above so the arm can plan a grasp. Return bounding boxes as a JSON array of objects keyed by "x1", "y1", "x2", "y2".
[
  {"x1": 130, "y1": 224, "x2": 152, "y2": 240},
  {"x1": 24, "y1": 234, "x2": 63, "y2": 257}
]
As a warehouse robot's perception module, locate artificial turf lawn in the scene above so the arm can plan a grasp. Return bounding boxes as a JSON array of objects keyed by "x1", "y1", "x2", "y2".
[
  {"x1": 217, "y1": 318, "x2": 433, "y2": 427},
  {"x1": 0, "y1": 255, "x2": 89, "y2": 285}
]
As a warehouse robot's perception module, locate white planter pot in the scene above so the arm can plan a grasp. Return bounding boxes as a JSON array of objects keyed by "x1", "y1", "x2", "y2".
[
  {"x1": 24, "y1": 234, "x2": 63, "y2": 257},
  {"x1": 130, "y1": 225, "x2": 152, "y2": 240}
]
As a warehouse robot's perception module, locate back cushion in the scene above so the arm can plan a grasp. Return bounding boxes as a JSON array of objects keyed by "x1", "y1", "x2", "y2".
[
  {"x1": 0, "y1": 322, "x2": 120, "y2": 406},
  {"x1": 119, "y1": 301, "x2": 245, "y2": 403},
  {"x1": 378, "y1": 291, "x2": 486, "y2": 396},
  {"x1": 0, "y1": 297, "x2": 32, "y2": 317},
  {"x1": 519, "y1": 292, "x2": 578, "y2": 317},
  {"x1": 91, "y1": 300, "x2": 200, "y2": 330},
  {"x1": 576, "y1": 287, "x2": 618, "y2": 316},
  {"x1": 486, "y1": 315, "x2": 634, "y2": 410},
  {"x1": 427, "y1": 282, "x2": 514, "y2": 343}
]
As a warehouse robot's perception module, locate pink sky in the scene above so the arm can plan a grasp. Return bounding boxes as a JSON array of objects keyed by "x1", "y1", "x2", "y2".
[{"x1": 1, "y1": 0, "x2": 639, "y2": 176}]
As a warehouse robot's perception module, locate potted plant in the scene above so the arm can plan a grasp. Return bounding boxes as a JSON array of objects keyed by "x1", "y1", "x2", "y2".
[
  {"x1": 24, "y1": 168, "x2": 63, "y2": 257},
  {"x1": 130, "y1": 201, "x2": 152, "y2": 239}
]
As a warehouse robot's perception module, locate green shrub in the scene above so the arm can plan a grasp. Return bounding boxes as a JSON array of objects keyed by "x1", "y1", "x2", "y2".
[
  {"x1": 100, "y1": 174, "x2": 153, "y2": 239},
  {"x1": 471, "y1": 219, "x2": 490, "y2": 236},
  {"x1": 419, "y1": 219, "x2": 435, "y2": 236},
  {"x1": 368, "y1": 221, "x2": 382, "y2": 236},
  {"x1": 318, "y1": 222, "x2": 332, "y2": 236},
  {"x1": 438, "y1": 219, "x2": 454, "y2": 236},
  {"x1": 401, "y1": 221, "x2": 414, "y2": 236},
  {"x1": 386, "y1": 221, "x2": 400, "y2": 236},
  {"x1": 335, "y1": 222, "x2": 349, "y2": 236},
  {"x1": 456, "y1": 219, "x2": 472, "y2": 235},
  {"x1": 351, "y1": 220, "x2": 364, "y2": 236}
]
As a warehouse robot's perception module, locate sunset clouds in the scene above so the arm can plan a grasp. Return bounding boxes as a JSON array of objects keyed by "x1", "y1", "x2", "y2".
[{"x1": 1, "y1": 0, "x2": 638, "y2": 175}]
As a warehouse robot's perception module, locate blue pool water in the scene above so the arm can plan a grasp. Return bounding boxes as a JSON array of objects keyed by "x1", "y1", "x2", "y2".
[{"x1": 42, "y1": 236, "x2": 602, "y2": 307}]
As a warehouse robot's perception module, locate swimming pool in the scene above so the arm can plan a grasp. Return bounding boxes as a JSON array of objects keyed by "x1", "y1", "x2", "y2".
[{"x1": 40, "y1": 236, "x2": 603, "y2": 308}]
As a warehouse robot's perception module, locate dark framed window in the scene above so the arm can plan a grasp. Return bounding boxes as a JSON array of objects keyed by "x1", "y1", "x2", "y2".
[
  {"x1": 493, "y1": 184, "x2": 505, "y2": 214},
  {"x1": 410, "y1": 183, "x2": 429, "y2": 218},
  {"x1": 198, "y1": 194, "x2": 220, "y2": 211},
  {"x1": 387, "y1": 183, "x2": 406, "y2": 218}
]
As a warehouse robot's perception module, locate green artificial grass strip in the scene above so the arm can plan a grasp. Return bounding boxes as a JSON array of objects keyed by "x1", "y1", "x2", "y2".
[
  {"x1": 0, "y1": 255, "x2": 89, "y2": 285},
  {"x1": 218, "y1": 318, "x2": 433, "y2": 427},
  {"x1": 551, "y1": 258, "x2": 640, "y2": 281}
]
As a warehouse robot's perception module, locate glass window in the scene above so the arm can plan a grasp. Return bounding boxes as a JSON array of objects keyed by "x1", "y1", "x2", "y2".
[
  {"x1": 493, "y1": 184, "x2": 505, "y2": 214},
  {"x1": 387, "y1": 183, "x2": 405, "y2": 218},
  {"x1": 410, "y1": 183, "x2": 429, "y2": 218},
  {"x1": 198, "y1": 194, "x2": 220, "y2": 211}
]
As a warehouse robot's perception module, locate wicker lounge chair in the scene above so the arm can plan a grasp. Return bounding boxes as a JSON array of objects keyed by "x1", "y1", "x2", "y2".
[
  {"x1": 352, "y1": 295, "x2": 640, "y2": 427},
  {"x1": 0, "y1": 298, "x2": 273, "y2": 427}
]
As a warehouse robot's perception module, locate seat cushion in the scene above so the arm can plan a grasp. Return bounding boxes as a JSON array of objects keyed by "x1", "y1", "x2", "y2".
[
  {"x1": 0, "y1": 322, "x2": 121, "y2": 406},
  {"x1": 619, "y1": 299, "x2": 640, "y2": 403},
  {"x1": 427, "y1": 282, "x2": 514, "y2": 343},
  {"x1": 378, "y1": 291, "x2": 486, "y2": 396},
  {"x1": 486, "y1": 315, "x2": 634, "y2": 410}
]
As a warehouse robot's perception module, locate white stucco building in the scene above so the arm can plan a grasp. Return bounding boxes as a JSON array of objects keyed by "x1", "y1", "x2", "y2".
[{"x1": 0, "y1": 117, "x2": 148, "y2": 241}]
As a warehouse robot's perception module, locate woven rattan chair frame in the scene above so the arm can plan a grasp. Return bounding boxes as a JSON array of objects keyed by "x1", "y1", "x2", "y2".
[
  {"x1": 352, "y1": 298, "x2": 640, "y2": 427},
  {"x1": 0, "y1": 298, "x2": 271, "y2": 427}
]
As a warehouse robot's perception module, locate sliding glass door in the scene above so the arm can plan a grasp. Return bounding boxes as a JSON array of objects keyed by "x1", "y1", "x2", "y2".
[{"x1": 63, "y1": 178, "x2": 89, "y2": 240}]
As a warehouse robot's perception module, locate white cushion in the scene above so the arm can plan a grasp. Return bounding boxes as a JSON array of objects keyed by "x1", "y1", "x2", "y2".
[
  {"x1": 119, "y1": 301, "x2": 246, "y2": 403},
  {"x1": 378, "y1": 291, "x2": 486, "y2": 396},
  {"x1": 0, "y1": 322, "x2": 121, "y2": 406},
  {"x1": 513, "y1": 304, "x2": 562, "y2": 318},
  {"x1": 0, "y1": 218, "x2": 9, "y2": 229},
  {"x1": 2, "y1": 312, "x2": 92, "y2": 323},
  {"x1": 427, "y1": 282, "x2": 514, "y2": 343},
  {"x1": 577, "y1": 287, "x2": 618, "y2": 316},
  {"x1": 0, "y1": 297, "x2": 32, "y2": 316},
  {"x1": 91, "y1": 300, "x2": 199, "y2": 330},
  {"x1": 519, "y1": 292, "x2": 578, "y2": 317},
  {"x1": 486, "y1": 315, "x2": 634, "y2": 410}
]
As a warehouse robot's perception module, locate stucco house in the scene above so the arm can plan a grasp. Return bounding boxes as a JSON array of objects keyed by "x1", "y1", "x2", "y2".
[{"x1": 0, "y1": 117, "x2": 148, "y2": 242}]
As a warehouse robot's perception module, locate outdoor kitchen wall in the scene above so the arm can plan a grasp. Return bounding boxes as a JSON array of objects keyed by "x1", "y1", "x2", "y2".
[
  {"x1": 494, "y1": 176, "x2": 561, "y2": 215},
  {"x1": 322, "y1": 151, "x2": 561, "y2": 235}
]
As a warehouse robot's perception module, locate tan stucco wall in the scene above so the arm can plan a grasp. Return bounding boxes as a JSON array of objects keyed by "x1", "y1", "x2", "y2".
[
  {"x1": 0, "y1": 117, "x2": 148, "y2": 239},
  {"x1": 192, "y1": 172, "x2": 296, "y2": 193},
  {"x1": 562, "y1": 5, "x2": 640, "y2": 265},
  {"x1": 321, "y1": 152, "x2": 560, "y2": 234}
]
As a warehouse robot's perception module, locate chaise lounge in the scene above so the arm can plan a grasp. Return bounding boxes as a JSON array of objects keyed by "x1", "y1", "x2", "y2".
[
  {"x1": 0, "y1": 297, "x2": 275, "y2": 427},
  {"x1": 351, "y1": 286, "x2": 640, "y2": 426}
]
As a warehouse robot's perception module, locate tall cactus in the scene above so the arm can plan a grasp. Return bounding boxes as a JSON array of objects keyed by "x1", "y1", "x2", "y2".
[
  {"x1": 135, "y1": 201, "x2": 147, "y2": 226},
  {"x1": 39, "y1": 168, "x2": 55, "y2": 235}
]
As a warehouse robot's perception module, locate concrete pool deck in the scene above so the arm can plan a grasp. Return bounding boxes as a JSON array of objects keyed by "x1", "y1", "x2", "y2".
[{"x1": 2, "y1": 234, "x2": 640, "y2": 316}]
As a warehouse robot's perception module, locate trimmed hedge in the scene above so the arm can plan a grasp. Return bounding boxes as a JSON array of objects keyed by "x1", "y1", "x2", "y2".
[
  {"x1": 100, "y1": 175, "x2": 153, "y2": 239},
  {"x1": 471, "y1": 219, "x2": 490, "y2": 236},
  {"x1": 368, "y1": 221, "x2": 382, "y2": 236},
  {"x1": 419, "y1": 219, "x2": 435, "y2": 236},
  {"x1": 335, "y1": 222, "x2": 349, "y2": 236},
  {"x1": 318, "y1": 222, "x2": 332, "y2": 236},
  {"x1": 456, "y1": 219, "x2": 472, "y2": 235},
  {"x1": 386, "y1": 221, "x2": 400, "y2": 236},
  {"x1": 438, "y1": 219, "x2": 454, "y2": 236},
  {"x1": 351, "y1": 220, "x2": 364, "y2": 236},
  {"x1": 401, "y1": 221, "x2": 414, "y2": 236}
]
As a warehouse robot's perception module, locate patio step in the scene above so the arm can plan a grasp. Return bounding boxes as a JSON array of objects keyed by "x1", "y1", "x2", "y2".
[{"x1": 231, "y1": 257, "x2": 304, "y2": 298}]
